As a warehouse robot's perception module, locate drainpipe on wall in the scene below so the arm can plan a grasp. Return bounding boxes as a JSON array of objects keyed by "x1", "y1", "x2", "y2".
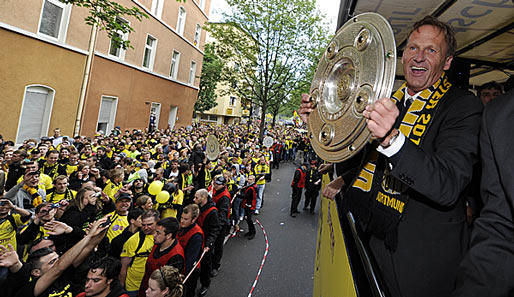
[{"x1": 74, "y1": 22, "x2": 98, "y2": 137}]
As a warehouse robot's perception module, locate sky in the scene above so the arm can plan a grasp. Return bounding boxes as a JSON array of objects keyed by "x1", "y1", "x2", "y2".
[{"x1": 209, "y1": 0, "x2": 340, "y2": 33}]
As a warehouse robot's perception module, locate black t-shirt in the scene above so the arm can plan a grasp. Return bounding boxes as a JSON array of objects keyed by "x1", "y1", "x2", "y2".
[{"x1": 16, "y1": 267, "x2": 75, "y2": 297}]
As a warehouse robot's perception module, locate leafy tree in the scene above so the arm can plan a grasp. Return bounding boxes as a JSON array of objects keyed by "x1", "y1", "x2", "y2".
[
  {"x1": 279, "y1": 36, "x2": 330, "y2": 118},
  {"x1": 206, "y1": 0, "x2": 331, "y2": 139},
  {"x1": 61, "y1": 0, "x2": 148, "y2": 49},
  {"x1": 195, "y1": 43, "x2": 224, "y2": 113}
]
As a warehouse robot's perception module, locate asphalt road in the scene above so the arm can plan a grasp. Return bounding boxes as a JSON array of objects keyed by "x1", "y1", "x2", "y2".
[{"x1": 205, "y1": 161, "x2": 319, "y2": 297}]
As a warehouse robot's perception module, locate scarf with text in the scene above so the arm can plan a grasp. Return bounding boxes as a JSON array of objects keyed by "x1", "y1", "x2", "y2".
[{"x1": 344, "y1": 74, "x2": 451, "y2": 251}]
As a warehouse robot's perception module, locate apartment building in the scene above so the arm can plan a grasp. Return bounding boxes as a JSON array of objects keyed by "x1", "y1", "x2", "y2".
[
  {"x1": 195, "y1": 82, "x2": 245, "y2": 125},
  {"x1": 0, "y1": 0, "x2": 210, "y2": 142}
]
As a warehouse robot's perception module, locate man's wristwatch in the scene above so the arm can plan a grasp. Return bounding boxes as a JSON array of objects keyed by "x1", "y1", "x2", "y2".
[{"x1": 383, "y1": 129, "x2": 399, "y2": 148}]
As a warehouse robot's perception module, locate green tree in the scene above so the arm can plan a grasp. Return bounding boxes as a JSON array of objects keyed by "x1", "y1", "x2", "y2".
[
  {"x1": 279, "y1": 36, "x2": 330, "y2": 118},
  {"x1": 61, "y1": 0, "x2": 148, "y2": 49},
  {"x1": 206, "y1": 0, "x2": 330, "y2": 139},
  {"x1": 195, "y1": 43, "x2": 224, "y2": 113}
]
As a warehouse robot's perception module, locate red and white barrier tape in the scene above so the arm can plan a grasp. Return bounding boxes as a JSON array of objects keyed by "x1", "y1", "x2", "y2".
[
  {"x1": 248, "y1": 219, "x2": 269, "y2": 297},
  {"x1": 182, "y1": 249, "x2": 207, "y2": 284}
]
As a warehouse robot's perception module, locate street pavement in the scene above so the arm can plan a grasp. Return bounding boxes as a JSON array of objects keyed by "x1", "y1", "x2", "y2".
[{"x1": 205, "y1": 161, "x2": 319, "y2": 297}]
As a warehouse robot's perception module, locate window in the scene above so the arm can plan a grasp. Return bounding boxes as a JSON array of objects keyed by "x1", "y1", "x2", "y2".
[
  {"x1": 142, "y1": 35, "x2": 157, "y2": 70},
  {"x1": 170, "y1": 50, "x2": 180, "y2": 79},
  {"x1": 194, "y1": 24, "x2": 201, "y2": 46},
  {"x1": 229, "y1": 96, "x2": 237, "y2": 106},
  {"x1": 168, "y1": 106, "x2": 178, "y2": 129},
  {"x1": 16, "y1": 85, "x2": 55, "y2": 144},
  {"x1": 189, "y1": 61, "x2": 197, "y2": 85},
  {"x1": 109, "y1": 17, "x2": 129, "y2": 60},
  {"x1": 151, "y1": 0, "x2": 164, "y2": 18},
  {"x1": 177, "y1": 7, "x2": 186, "y2": 36},
  {"x1": 38, "y1": 0, "x2": 71, "y2": 42},
  {"x1": 198, "y1": 0, "x2": 206, "y2": 10},
  {"x1": 97, "y1": 96, "x2": 118, "y2": 134}
]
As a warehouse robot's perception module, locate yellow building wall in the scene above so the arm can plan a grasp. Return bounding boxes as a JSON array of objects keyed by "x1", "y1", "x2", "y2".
[{"x1": 0, "y1": 29, "x2": 85, "y2": 142}]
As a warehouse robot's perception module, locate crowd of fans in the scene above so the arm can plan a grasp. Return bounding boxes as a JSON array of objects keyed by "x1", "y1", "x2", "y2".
[{"x1": 0, "y1": 122, "x2": 313, "y2": 297}]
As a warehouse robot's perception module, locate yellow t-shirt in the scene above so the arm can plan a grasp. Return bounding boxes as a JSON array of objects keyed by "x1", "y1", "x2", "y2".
[
  {"x1": 121, "y1": 232, "x2": 154, "y2": 291},
  {"x1": 158, "y1": 190, "x2": 184, "y2": 219},
  {"x1": 66, "y1": 164, "x2": 78, "y2": 176},
  {"x1": 107, "y1": 211, "x2": 129, "y2": 242},
  {"x1": 254, "y1": 163, "x2": 270, "y2": 185},
  {"x1": 103, "y1": 180, "x2": 123, "y2": 201},
  {"x1": 46, "y1": 189, "x2": 77, "y2": 203},
  {"x1": 0, "y1": 214, "x2": 28, "y2": 251}
]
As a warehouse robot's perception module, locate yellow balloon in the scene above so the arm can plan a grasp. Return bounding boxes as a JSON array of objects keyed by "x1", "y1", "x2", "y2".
[
  {"x1": 156, "y1": 191, "x2": 170, "y2": 204},
  {"x1": 148, "y1": 180, "x2": 164, "y2": 195}
]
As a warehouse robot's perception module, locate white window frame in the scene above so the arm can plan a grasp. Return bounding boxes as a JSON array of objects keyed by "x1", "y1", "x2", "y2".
[
  {"x1": 193, "y1": 24, "x2": 201, "y2": 47},
  {"x1": 16, "y1": 85, "x2": 55, "y2": 144},
  {"x1": 108, "y1": 17, "x2": 130, "y2": 61},
  {"x1": 142, "y1": 34, "x2": 158, "y2": 70},
  {"x1": 151, "y1": 0, "x2": 164, "y2": 19},
  {"x1": 96, "y1": 96, "x2": 118, "y2": 134},
  {"x1": 189, "y1": 61, "x2": 197, "y2": 85},
  {"x1": 37, "y1": 0, "x2": 72, "y2": 43},
  {"x1": 176, "y1": 7, "x2": 186, "y2": 36},
  {"x1": 168, "y1": 106, "x2": 178, "y2": 129},
  {"x1": 198, "y1": 0, "x2": 206, "y2": 10},
  {"x1": 170, "y1": 50, "x2": 181, "y2": 79}
]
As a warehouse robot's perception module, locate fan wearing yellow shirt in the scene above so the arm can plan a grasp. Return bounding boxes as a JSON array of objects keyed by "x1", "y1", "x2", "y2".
[
  {"x1": 0, "y1": 198, "x2": 31, "y2": 251},
  {"x1": 16, "y1": 161, "x2": 53, "y2": 191},
  {"x1": 66, "y1": 152, "x2": 80, "y2": 176},
  {"x1": 120, "y1": 209, "x2": 159, "y2": 295},
  {"x1": 253, "y1": 156, "x2": 270, "y2": 215},
  {"x1": 106, "y1": 193, "x2": 132, "y2": 242},
  {"x1": 46, "y1": 175, "x2": 76, "y2": 203},
  {"x1": 156, "y1": 183, "x2": 184, "y2": 219},
  {"x1": 104, "y1": 168, "x2": 125, "y2": 201}
]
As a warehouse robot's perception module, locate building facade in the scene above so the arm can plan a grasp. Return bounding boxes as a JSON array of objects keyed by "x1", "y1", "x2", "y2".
[
  {"x1": 0, "y1": 0, "x2": 210, "y2": 143},
  {"x1": 194, "y1": 82, "x2": 245, "y2": 125}
]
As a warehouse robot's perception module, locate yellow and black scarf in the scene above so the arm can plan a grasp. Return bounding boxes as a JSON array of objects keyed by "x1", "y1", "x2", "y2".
[
  {"x1": 344, "y1": 74, "x2": 451, "y2": 251},
  {"x1": 23, "y1": 184, "x2": 43, "y2": 208},
  {"x1": 41, "y1": 162, "x2": 60, "y2": 180}
]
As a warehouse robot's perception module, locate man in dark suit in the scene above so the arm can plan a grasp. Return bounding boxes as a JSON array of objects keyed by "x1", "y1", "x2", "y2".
[
  {"x1": 452, "y1": 89, "x2": 514, "y2": 296},
  {"x1": 300, "y1": 16, "x2": 482, "y2": 297}
]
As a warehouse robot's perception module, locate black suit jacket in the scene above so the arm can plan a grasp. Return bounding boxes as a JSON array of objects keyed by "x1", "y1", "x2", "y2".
[
  {"x1": 452, "y1": 89, "x2": 514, "y2": 297},
  {"x1": 344, "y1": 86, "x2": 483, "y2": 297}
]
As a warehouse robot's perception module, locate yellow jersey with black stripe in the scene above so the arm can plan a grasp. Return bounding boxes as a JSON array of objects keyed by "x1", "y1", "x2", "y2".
[
  {"x1": 157, "y1": 190, "x2": 184, "y2": 219},
  {"x1": 46, "y1": 189, "x2": 77, "y2": 203},
  {"x1": 0, "y1": 214, "x2": 29, "y2": 250},
  {"x1": 121, "y1": 232, "x2": 154, "y2": 291}
]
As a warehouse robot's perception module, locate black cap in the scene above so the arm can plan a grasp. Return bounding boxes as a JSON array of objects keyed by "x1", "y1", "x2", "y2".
[
  {"x1": 116, "y1": 193, "x2": 132, "y2": 202},
  {"x1": 215, "y1": 176, "x2": 227, "y2": 185}
]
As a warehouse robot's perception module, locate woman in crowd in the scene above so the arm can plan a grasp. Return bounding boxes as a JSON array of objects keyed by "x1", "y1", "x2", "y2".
[
  {"x1": 146, "y1": 266, "x2": 184, "y2": 297},
  {"x1": 60, "y1": 186, "x2": 114, "y2": 232},
  {"x1": 135, "y1": 195, "x2": 154, "y2": 211}
]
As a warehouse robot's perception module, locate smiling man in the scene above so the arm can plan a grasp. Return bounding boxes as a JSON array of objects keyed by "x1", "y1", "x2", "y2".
[{"x1": 300, "y1": 15, "x2": 482, "y2": 297}]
